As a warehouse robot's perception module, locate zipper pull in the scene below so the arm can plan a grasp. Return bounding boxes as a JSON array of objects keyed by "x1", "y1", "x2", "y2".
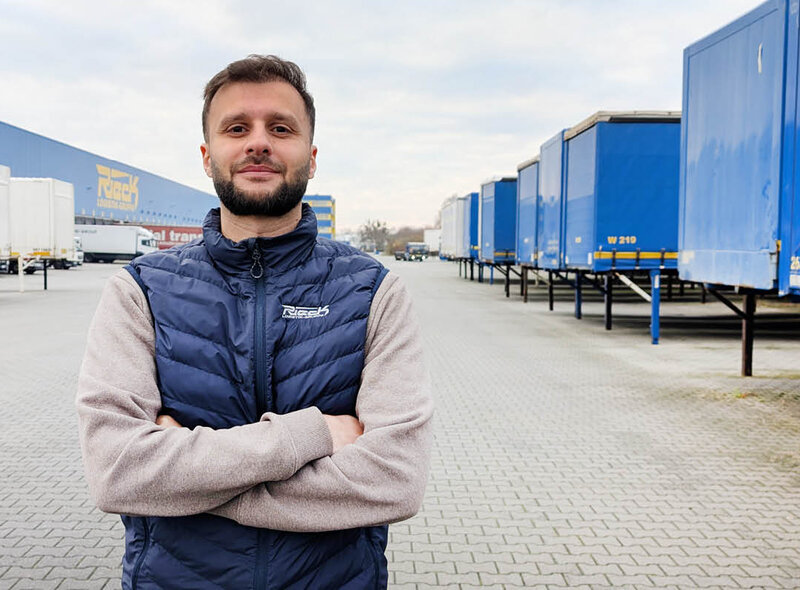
[{"x1": 250, "y1": 248, "x2": 264, "y2": 279}]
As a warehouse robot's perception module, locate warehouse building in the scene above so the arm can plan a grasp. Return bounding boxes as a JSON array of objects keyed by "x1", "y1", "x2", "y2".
[{"x1": 0, "y1": 120, "x2": 216, "y2": 227}]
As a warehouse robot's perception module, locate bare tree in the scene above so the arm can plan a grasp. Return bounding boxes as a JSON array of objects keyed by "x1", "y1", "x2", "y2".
[{"x1": 358, "y1": 219, "x2": 390, "y2": 252}]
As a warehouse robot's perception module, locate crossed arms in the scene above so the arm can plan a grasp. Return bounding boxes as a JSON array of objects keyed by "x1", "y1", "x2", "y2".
[{"x1": 76, "y1": 270, "x2": 433, "y2": 533}]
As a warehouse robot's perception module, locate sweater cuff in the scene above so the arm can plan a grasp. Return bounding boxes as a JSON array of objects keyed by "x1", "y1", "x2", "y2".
[{"x1": 271, "y1": 407, "x2": 334, "y2": 470}]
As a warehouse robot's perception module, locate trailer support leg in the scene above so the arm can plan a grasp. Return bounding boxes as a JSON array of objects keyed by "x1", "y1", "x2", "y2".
[
  {"x1": 504, "y1": 264, "x2": 510, "y2": 297},
  {"x1": 742, "y1": 293, "x2": 756, "y2": 377},
  {"x1": 574, "y1": 271, "x2": 583, "y2": 319},
  {"x1": 470, "y1": 259, "x2": 474, "y2": 281},
  {"x1": 604, "y1": 273, "x2": 613, "y2": 330},
  {"x1": 478, "y1": 262, "x2": 483, "y2": 283},
  {"x1": 650, "y1": 270, "x2": 661, "y2": 345},
  {"x1": 522, "y1": 267, "x2": 528, "y2": 303},
  {"x1": 18, "y1": 255, "x2": 24, "y2": 293},
  {"x1": 43, "y1": 260, "x2": 48, "y2": 291},
  {"x1": 548, "y1": 270, "x2": 554, "y2": 311},
  {"x1": 701, "y1": 283, "x2": 707, "y2": 304}
]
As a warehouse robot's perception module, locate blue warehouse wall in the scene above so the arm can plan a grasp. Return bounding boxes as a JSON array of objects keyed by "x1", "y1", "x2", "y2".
[{"x1": 0, "y1": 121, "x2": 217, "y2": 226}]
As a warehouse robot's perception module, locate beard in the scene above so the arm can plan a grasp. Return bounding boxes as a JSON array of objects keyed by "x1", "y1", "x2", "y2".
[{"x1": 211, "y1": 157, "x2": 310, "y2": 217}]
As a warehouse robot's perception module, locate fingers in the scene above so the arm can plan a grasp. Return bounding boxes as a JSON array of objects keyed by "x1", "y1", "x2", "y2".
[
  {"x1": 156, "y1": 414, "x2": 183, "y2": 428},
  {"x1": 323, "y1": 414, "x2": 364, "y2": 453}
]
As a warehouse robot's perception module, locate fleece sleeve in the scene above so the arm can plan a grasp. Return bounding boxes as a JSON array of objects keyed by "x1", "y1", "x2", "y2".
[
  {"x1": 209, "y1": 271, "x2": 434, "y2": 532},
  {"x1": 76, "y1": 269, "x2": 334, "y2": 517}
]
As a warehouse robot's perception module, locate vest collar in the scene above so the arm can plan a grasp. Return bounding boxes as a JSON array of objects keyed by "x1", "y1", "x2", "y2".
[{"x1": 203, "y1": 204, "x2": 319, "y2": 276}]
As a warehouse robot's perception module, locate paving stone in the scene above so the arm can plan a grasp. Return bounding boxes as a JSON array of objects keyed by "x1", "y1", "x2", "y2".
[
  {"x1": 434, "y1": 571, "x2": 481, "y2": 586},
  {"x1": 392, "y1": 571, "x2": 437, "y2": 586},
  {"x1": 690, "y1": 574, "x2": 736, "y2": 587},
  {"x1": 8, "y1": 580, "x2": 60, "y2": 590}
]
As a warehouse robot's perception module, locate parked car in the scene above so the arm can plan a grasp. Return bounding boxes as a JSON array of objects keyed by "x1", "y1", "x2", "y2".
[{"x1": 4, "y1": 258, "x2": 44, "y2": 274}]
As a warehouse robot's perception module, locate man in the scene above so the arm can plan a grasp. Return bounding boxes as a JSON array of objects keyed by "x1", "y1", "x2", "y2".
[{"x1": 76, "y1": 55, "x2": 433, "y2": 590}]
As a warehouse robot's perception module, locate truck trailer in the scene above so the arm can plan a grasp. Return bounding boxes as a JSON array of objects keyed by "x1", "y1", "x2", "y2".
[
  {"x1": 0, "y1": 165, "x2": 10, "y2": 260},
  {"x1": 75, "y1": 224, "x2": 158, "y2": 263},
  {"x1": 6, "y1": 177, "x2": 76, "y2": 271}
]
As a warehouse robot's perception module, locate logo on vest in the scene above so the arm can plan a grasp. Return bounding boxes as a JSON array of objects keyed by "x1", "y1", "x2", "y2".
[{"x1": 282, "y1": 305, "x2": 330, "y2": 319}]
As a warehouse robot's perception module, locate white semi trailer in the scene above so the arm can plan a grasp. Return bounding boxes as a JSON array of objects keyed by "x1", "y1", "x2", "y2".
[
  {"x1": 6, "y1": 177, "x2": 76, "y2": 272},
  {"x1": 75, "y1": 225, "x2": 158, "y2": 263},
  {"x1": 0, "y1": 165, "x2": 10, "y2": 260},
  {"x1": 423, "y1": 228, "x2": 441, "y2": 255}
]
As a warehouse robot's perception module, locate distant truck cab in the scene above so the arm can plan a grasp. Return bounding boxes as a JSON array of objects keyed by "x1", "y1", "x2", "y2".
[{"x1": 405, "y1": 242, "x2": 429, "y2": 261}]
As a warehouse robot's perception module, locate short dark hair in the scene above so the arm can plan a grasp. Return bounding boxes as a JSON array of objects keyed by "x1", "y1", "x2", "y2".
[{"x1": 202, "y1": 54, "x2": 315, "y2": 141}]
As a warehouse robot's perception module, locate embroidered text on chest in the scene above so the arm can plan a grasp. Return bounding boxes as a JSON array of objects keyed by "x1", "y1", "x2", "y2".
[{"x1": 282, "y1": 305, "x2": 330, "y2": 319}]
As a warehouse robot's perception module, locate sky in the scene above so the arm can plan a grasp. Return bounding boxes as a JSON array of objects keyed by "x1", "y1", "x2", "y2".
[{"x1": 0, "y1": 0, "x2": 759, "y2": 232}]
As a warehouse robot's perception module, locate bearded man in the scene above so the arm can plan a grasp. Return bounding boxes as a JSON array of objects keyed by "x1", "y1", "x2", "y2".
[{"x1": 76, "y1": 54, "x2": 433, "y2": 590}]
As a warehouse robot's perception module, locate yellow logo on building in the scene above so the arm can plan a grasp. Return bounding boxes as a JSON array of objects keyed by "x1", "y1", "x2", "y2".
[{"x1": 96, "y1": 164, "x2": 139, "y2": 211}]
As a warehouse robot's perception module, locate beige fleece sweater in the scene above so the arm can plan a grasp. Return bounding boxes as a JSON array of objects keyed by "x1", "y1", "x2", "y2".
[{"x1": 76, "y1": 269, "x2": 433, "y2": 533}]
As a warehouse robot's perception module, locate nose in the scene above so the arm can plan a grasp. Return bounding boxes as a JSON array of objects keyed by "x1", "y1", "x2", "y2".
[{"x1": 245, "y1": 127, "x2": 272, "y2": 155}]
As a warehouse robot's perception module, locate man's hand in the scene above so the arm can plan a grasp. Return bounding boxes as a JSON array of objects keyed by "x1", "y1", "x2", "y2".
[
  {"x1": 156, "y1": 414, "x2": 182, "y2": 428},
  {"x1": 323, "y1": 414, "x2": 363, "y2": 453}
]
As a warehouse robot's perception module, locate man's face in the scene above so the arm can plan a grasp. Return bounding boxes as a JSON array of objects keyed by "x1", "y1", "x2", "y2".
[{"x1": 200, "y1": 80, "x2": 317, "y2": 217}]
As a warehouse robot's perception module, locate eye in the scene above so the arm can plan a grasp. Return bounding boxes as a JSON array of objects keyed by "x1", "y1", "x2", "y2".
[
  {"x1": 272, "y1": 125, "x2": 291, "y2": 134},
  {"x1": 227, "y1": 124, "x2": 247, "y2": 134}
]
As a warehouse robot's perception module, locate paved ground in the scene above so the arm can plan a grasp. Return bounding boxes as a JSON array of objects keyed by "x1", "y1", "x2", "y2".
[{"x1": 1, "y1": 259, "x2": 800, "y2": 589}]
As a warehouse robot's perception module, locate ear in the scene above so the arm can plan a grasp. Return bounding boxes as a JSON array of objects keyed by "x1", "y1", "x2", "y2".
[
  {"x1": 200, "y1": 144, "x2": 213, "y2": 178},
  {"x1": 308, "y1": 145, "x2": 318, "y2": 179}
]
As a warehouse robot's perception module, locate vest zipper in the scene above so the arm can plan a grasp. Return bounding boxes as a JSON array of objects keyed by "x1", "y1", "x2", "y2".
[
  {"x1": 251, "y1": 246, "x2": 271, "y2": 590},
  {"x1": 251, "y1": 247, "x2": 270, "y2": 415}
]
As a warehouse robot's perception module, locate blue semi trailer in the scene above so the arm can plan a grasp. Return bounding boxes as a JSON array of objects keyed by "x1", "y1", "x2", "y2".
[
  {"x1": 479, "y1": 178, "x2": 518, "y2": 295},
  {"x1": 563, "y1": 111, "x2": 681, "y2": 343},
  {"x1": 679, "y1": 0, "x2": 800, "y2": 374},
  {"x1": 516, "y1": 157, "x2": 539, "y2": 269},
  {"x1": 680, "y1": 0, "x2": 800, "y2": 295}
]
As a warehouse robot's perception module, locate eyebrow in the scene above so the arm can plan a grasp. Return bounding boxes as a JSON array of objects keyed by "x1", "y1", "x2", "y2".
[{"x1": 216, "y1": 111, "x2": 301, "y2": 131}]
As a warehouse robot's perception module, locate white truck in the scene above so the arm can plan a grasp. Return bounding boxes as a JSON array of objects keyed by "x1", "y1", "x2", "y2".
[
  {"x1": 75, "y1": 224, "x2": 158, "y2": 263},
  {"x1": 0, "y1": 165, "x2": 10, "y2": 261},
  {"x1": 3, "y1": 177, "x2": 76, "y2": 273}
]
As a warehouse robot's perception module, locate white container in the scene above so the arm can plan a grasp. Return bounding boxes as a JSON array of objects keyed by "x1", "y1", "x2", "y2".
[
  {"x1": 0, "y1": 165, "x2": 10, "y2": 258},
  {"x1": 9, "y1": 177, "x2": 75, "y2": 263},
  {"x1": 440, "y1": 197, "x2": 457, "y2": 258},
  {"x1": 423, "y1": 228, "x2": 441, "y2": 255},
  {"x1": 453, "y1": 196, "x2": 470, "y2": 259},
  {"x1": 75, "y1": 224, "x2": 158, "y2": 263}
]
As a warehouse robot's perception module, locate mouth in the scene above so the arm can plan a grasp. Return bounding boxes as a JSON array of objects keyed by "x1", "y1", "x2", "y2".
[{"x1": 236, "y1": 164, "x2": 280, "y2": 178}]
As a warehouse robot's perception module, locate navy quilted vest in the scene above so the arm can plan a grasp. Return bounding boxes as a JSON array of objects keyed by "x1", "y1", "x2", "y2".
[{"x1": 122, "y1": 205, "x2": 389, "y2": 590}]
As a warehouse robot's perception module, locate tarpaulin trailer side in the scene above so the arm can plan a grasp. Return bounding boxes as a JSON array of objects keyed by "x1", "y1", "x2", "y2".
[
  {"x1": 537, "y1": 131, "x2": 567, "y2": 270},
  {"x1": 679, "y1": 0, "x2": 800, "y2": 295},
  {"x1": 516, "y1": 157, "x2": 539, "y2": 268},
  {"x1": 480, "y1": 178, "x2": 517, "y2": 264}
]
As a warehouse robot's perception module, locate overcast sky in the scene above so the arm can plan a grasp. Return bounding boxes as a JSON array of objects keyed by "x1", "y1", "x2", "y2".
[{"x1": 0, "y1": 0, "x2": 758, "y2": 231}]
